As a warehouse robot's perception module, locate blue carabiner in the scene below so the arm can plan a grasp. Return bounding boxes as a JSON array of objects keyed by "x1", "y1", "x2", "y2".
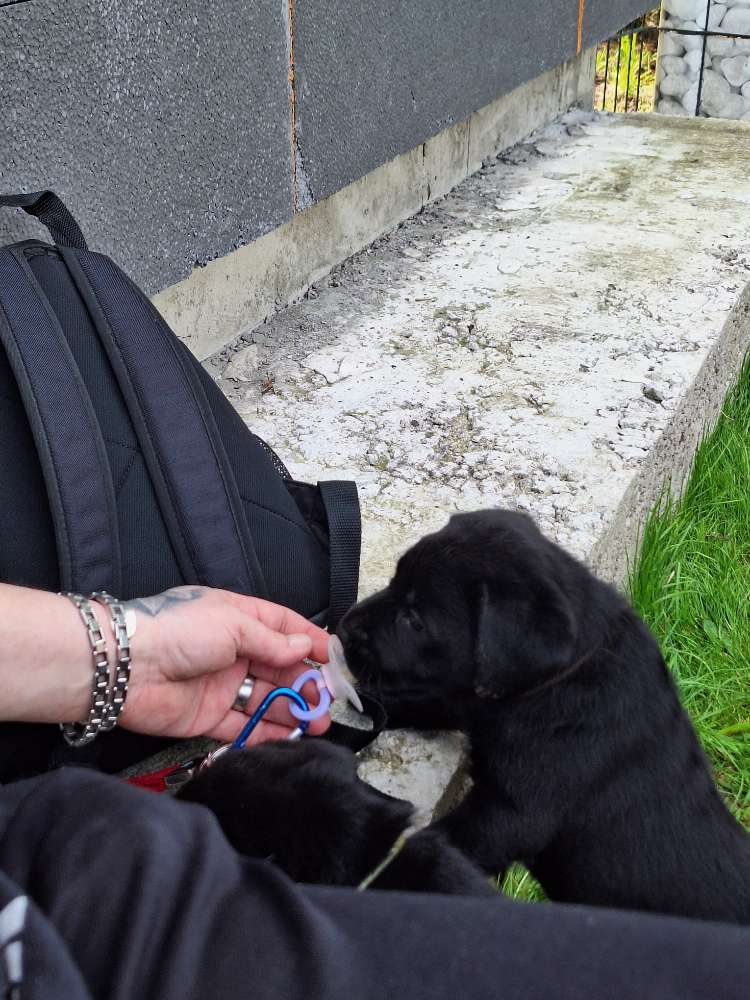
[{"x1": 232, "y1": 687, "x2": 310, "y2": 749}]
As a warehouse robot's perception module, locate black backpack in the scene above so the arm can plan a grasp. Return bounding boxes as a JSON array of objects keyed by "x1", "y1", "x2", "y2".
[{"x1": 0, "y1": 190, "x2": 361, "y2": 778}]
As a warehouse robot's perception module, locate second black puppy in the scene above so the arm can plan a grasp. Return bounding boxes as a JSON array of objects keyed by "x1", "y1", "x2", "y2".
[
  {"x1": 339, "y1": 509, "x2": 750, "y2": 923},
  {"x1": 178, "y1": 739, "x2": 493, "y2": 896}
]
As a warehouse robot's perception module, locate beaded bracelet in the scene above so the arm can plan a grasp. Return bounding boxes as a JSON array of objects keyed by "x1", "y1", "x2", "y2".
[{"x1": 60, "y1": 592, "x2": 111, "y2": 747}]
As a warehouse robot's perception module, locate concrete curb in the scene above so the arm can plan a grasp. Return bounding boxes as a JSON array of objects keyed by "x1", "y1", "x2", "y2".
[{"x1": 590, "y1": 279, "x2": 750, "y2": 582}]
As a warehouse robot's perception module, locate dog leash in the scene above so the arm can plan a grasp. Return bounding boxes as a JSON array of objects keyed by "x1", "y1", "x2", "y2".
[
  {"x1": 126, "y1": 683, "x2": 387, "y2": 793},
  {"x1": 126, "y1": 686, "x2": 312, "y2": 792}
]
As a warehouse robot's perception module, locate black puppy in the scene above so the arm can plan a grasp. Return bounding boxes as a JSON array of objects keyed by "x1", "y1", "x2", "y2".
[
  {"x1": 178, "y1": 738, "x2": 493, "y2": 896},
  {"x1": 338, "y1": 509, "x2": 750, "y2": 924}
]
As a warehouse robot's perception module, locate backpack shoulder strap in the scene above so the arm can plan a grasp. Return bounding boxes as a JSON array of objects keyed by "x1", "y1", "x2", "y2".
[
  {"x1": 0, "y1": 191, "x2": 88, "y2": 250},
  {"x1": 318, "y1": 480, "x2": 361, "y2": 630},
  {"x1": 0, "y1": 246, "x2": 121, "y2": 593},
  {"x1": 59, "y1": 247, "x2": 267, "y2": 597}
]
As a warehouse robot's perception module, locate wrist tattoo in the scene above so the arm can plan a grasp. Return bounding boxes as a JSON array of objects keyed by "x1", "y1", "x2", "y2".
[{"x1": 124, "y1": 588, "x2": 206, "y2": 618}]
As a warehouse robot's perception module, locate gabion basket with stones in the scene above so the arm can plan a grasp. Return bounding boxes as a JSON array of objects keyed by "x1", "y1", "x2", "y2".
[{"x1": 657, "y1": 0, "x2": 750, "y2": 120}]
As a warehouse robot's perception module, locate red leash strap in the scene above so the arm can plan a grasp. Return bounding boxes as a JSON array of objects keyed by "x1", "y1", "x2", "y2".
[{"x1": 126, "y1": 760, "x2": 199, "y2": 793}]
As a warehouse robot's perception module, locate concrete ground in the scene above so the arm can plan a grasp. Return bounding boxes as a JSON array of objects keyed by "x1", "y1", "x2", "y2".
[{"x1": 205, "y1": 111, "x2": 750, "y2": 813}]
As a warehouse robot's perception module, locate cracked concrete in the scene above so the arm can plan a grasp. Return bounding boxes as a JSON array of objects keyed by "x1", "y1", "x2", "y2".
[{"x1": 209, "y1": 111, "x2": 750, "y2": 815}]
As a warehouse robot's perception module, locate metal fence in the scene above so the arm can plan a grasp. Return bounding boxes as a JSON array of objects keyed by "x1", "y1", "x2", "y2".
[
  {"x1": 597, "y1": 13, "x2": 660, "y2": 113},
  {"x1": 598, "y1": 3, "x2": 750, "y2": 116}
]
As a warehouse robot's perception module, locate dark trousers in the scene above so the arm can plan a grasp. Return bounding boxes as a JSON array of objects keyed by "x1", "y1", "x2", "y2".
[{"x1": 0, "y1": 768, "x2": 748, "y2": 1000}]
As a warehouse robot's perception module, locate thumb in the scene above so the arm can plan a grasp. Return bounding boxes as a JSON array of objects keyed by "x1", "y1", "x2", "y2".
[{"x1": 235, "y1": 613, "x2": 313, "y2": 668}]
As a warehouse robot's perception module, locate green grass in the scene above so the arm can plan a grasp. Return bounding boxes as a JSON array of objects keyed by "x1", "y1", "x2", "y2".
[
  {"x1": 503, "y1": 351, "x2": 750, "y2": 902},
  {"x1": 500, "y1": 864, "x2": 545, "y2": 902},
  {"x1": 594, "y1": 10, "x2": 660, "y2": 114},
  {"x1": 629, "y1": 355, "x2": 750, "y2": 829}
]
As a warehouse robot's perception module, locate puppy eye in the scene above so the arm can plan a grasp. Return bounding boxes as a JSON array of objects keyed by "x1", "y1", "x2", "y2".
[{"x1": 400, "y1": 607, "x2": 424, "y2": 632}]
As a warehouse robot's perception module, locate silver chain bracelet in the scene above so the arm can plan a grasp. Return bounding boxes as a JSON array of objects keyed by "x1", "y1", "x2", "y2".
[
  {"x1": 90, "y1": 591, "x2": 132, "y2": 732},
  {"x1": 59, "y1": 592, "x2": 111, "y2": 747}
]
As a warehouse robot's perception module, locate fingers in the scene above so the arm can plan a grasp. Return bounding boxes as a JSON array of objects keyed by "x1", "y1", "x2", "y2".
[
  {"x1": 248, "y1": 662, "x2": 324, "y2": 707},
  {"x1": 233, "y1": 613, "x2": 316, "y2": 669},
  {"x1": 225, "y1": 594, "x2": 331, "y2": 663},
  {"x1": 224, "y1": 674, "x2": 330, "y2": 733}
]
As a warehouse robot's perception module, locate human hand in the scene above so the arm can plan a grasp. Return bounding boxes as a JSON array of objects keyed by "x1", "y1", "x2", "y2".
[{"x1": 117, "y1": 587, "x2": 331, "y2": 744}]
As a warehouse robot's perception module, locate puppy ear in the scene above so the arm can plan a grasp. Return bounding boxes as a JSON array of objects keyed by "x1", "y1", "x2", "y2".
[{"x1": 474, "y1": 580, "x2": 576, "y2": 700}]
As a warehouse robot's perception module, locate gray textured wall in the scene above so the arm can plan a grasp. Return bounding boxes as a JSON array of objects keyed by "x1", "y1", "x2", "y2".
[
  {"x1": 583, "y1": 0, "x2": 652, "y2": 50},
  {"x1": 293, "y1": 0, "x2": 574, "y2": 204},
  {"x1": 1, "y1": 0, "x2": 650, "y2": 295}
]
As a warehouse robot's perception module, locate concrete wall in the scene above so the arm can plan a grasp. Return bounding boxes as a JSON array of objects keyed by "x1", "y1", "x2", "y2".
[
  {"x1": 582, "y1": 0, "x2": 654, "y2": 49},
  {"x1": 1, "y1": 0, "x2": 649, "y2": 297}
]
